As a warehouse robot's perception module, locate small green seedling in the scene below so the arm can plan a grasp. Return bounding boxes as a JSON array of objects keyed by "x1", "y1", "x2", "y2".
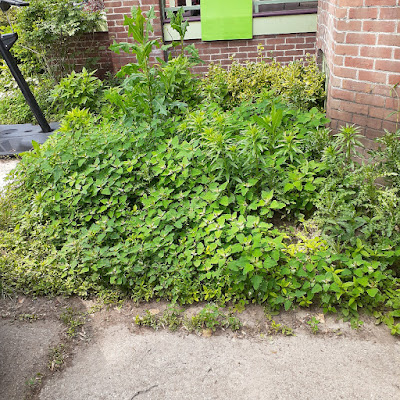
[
  {"x1": 48, "y1": 344, "x2": 66, "y2": 371},
  {"x1": 307, "y1": 316, "x2": 320, "y2": 334},
  {"x1": 60, "y1": 307, "x2": 85, "y2": 337}
]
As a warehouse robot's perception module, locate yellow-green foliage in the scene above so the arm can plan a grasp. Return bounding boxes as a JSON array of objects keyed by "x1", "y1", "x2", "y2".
[{"x1": 203, "y1": 56, "x2": 325, "y2": 110}]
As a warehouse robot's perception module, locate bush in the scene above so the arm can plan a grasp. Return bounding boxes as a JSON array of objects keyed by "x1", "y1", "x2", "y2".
[
  {"x1": 13, "y1": 0, "x2": 103, "y2": 78},
  {"x1": 203, "y1": 56, "x2": 325, "y2": 110},
  {"x1": 0, "y1": 76, "x2": 58, "y2": 124},
  {"x1": 51, "y1": 67, "x2": 104, "y2": 114},
  {"x1": 0, "y1": 0, "x2": 105, "y2": 124}
]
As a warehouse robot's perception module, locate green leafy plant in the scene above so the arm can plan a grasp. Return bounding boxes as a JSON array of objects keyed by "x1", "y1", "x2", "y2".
[
  {"x1": 60, "y1": 307, "x2": 86, "y2": 337},
  {"x1": 12, "y1": 0, "x2": 103, "y2": 79},
  {"x1": 25, "y1": 373, "x2": 43, "y2": 388},
  {"x1": 17, "y1": 313, "x2": 38, "y2": 322},
  {"x1": 307, "y1": 316, "x2": 320, "y2": 334},
  {"x1": 48, "y1": 344, "x2": 66, "y2": 371},
  {"x1": 107, "y1": 6, "x2": 201, "y2": 124},
  {"x1": 203, "y1": 56, "x2": 325, "y2": 110},
  {"x1": 0, "y1": 76, "x2": 58, "y2": 124},
  {"x1": 51, "y1": 67, "x2": 103, "y2": 114},
  {"x1": 167, "y1": 7, "x2": 189, "y2": 53},
  {"x1": 135, "y1": 304, "x2": 242, "y2": 333},
  {"x1": 0, "y1": 7, "x2": 399, "y2": 335},
  {"x1": 184, "y1": 304, "x2": 242, "y2": 333},
  {"x1": 135, "y1": 306, "x2": 185, "y2": 331},
  {"x1": 334, "y1": 124, "x2": 364, "y2": 163}
]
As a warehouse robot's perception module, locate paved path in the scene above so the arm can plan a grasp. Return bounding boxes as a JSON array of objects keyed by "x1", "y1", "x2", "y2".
[
  {"x1": 39, "y1": 324, "x2": 400, "y2": 400},
  {"x1": 0, "y1": 158, "x2": 18, "y2": 192},
  {"x1": 0, "y1": 297, "x2": 399, "y2": 400}
]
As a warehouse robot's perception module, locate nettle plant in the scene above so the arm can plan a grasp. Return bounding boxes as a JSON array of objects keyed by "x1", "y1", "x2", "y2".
[{"x1": 51, "y1": 67, "x2": 104, "y2": 113}]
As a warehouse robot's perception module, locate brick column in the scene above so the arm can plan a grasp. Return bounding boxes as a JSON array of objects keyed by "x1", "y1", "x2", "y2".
[
  {"x1": 317, "y1": 0, "x2": 400, "y2": 151},
  {"x1": 103, "y1": 0, "x2": 164, "y2": 72}
]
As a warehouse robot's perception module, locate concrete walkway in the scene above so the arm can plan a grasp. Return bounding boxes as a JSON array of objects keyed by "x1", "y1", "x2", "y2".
[
  {"x1": 0, "y1": 297, "x2": 399, "y2": 400},
  {"x1": 39, "y1": 324, "x2": 399, "y2": 400}
]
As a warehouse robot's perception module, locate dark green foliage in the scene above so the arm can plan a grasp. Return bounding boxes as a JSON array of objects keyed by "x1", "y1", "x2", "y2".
[
  {"x1": 0, "y1": 0, "x2": 105, "y2": 124},
  {"x1": 106, "y1": 7, "x2": 201, "y2": 124},
  {"x1": 0, "y1": 76, "x2": 58, "y2": 124}
]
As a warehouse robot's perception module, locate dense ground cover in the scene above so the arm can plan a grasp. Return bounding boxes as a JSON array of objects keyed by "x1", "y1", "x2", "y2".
[{"x1": 0, "y1": 7, "x2": 399, "y2": 334}]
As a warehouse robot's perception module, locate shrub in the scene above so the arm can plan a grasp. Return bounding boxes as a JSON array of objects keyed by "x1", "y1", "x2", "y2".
[
  {"x1": 106, "y1": 6, "x2": 201, "y2": 125},
  {"x1": 0, "y1": 76, "x2": 58, "y2": 124},
  {"x1": 203, "y1": 56, "x2": 325, "y2": 110},
  {"x1": 13, "y1": 0, "x2": 103, "y2": 78},
  {"x1": 51, "y1": 67, "x2": 104, "y2": 114}
]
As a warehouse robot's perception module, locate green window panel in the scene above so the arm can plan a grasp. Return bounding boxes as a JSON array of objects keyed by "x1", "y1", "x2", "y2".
[{"x1": 201, "y1": 0, "x2": 253, "y2": 41}]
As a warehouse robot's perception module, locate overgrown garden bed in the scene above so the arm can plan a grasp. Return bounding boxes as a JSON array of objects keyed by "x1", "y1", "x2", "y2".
[{"x1": 0, "y1": 7, "x2": 399, "y2": 334}]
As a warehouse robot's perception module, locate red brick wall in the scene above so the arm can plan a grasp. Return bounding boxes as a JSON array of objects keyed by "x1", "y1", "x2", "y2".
[
  {"x1": 69, "y1": 32, "x2": 113, "y2": 78},
  {"x1": 317, "y1": 0, "x2": 400, "y2": 151},
  {"x1": 172, "y1": 33, "x2": 317, "y2": 75}
]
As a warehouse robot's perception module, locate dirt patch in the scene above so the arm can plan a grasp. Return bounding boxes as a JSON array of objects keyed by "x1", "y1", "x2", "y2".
[{"x1": 0, "y1": 296, "x2": 91, "y2": 400}]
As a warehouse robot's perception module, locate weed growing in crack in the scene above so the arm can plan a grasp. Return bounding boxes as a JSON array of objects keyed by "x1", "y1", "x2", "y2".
[
  {"x1": 135, "y1": 304, "x2": 242, "y2": 333},
  {"x1": 307, "y1": 316, "x2": 320, "y2": 334},
  {"x1": 264, "y1": 312, "x2": 294, "y2": 336},
  {"x1": 184, "y1": 304, "x2": 242, "y2": 333},
  {"x1": 48, "y1": 344, "x2": 66, "y2": 371},
  {"x1": 60, "y1": 307, "x2": 85, "y2": 337},
  {"x1": 25, "y1": 373, "x2": 43, "y2": 388},
  {"x1": 17, "y1": 313, "x2": 38, "y2": 322}
]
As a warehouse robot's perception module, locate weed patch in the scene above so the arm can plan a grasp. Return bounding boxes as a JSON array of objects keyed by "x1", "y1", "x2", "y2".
[
  {"x1": 135, "y1": 304, "x2": 242, "y2": 334},
  {"x1": 60, "y1": 307, "x2": 86, "y2": 338}
]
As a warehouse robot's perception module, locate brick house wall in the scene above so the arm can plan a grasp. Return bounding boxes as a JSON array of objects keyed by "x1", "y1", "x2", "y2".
[
  {"x1": 73, "y1": 1, "x2": 399, "y2": 150},
  {"x1": 69, "y1": 32, "x2": 114, "y2": 78},
  {"x1": 317, "y1": 0, "x2": 400, "y2": 151}
]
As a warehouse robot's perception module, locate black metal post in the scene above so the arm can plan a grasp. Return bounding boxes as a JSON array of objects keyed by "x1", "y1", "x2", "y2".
[{"x1": 0, "y1": 34, "x2": 52, "y2": 133}]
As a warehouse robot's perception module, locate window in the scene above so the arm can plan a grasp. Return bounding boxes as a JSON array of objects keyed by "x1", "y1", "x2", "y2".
[
  {"x1": 162, "y1": 1, "x2": 318, "y2": 22},
  {"x1": 162, "y1": 1, "x2": 318, "y2": 41}
]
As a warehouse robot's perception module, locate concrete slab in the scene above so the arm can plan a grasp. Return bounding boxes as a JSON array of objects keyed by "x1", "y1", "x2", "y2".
[
  {"x1": 39, "y1": 324, "x2": 400, "y2": 400},
  {"x1": 0, "y1": 319, "x2": 63, "y2": 400}
]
